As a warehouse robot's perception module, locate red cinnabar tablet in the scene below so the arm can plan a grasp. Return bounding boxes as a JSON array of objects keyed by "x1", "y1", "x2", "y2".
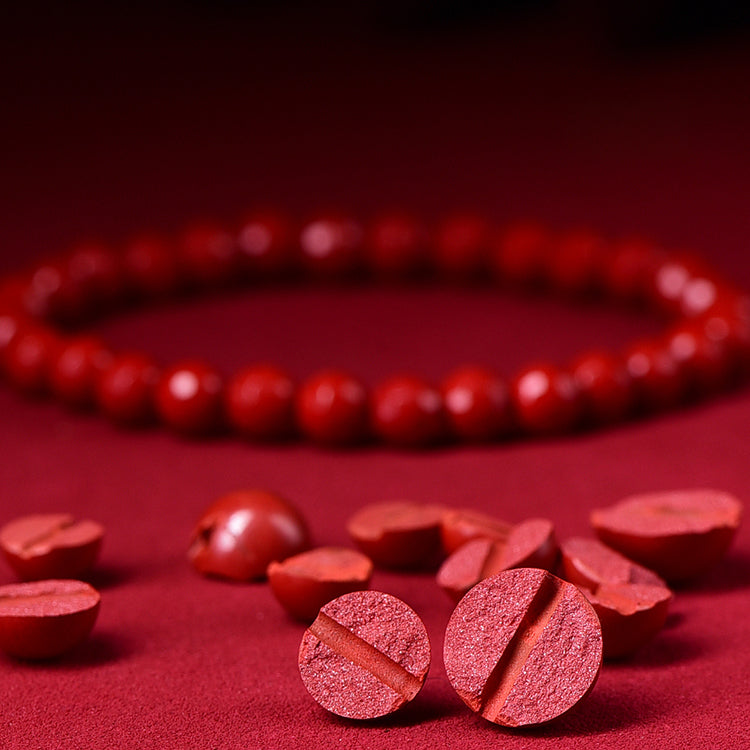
[
  {"x1": 440, "y1": 508, "x2": 514, "y2": 554},
  {"x1": 443, "y1": 568, "x2": 602, "y2": 727},
  {"x1": 1, "y1": 513, "x2": 104, "y2": 581},
  {"x1": 591, "y1": 489, "x2": 743, "y2": 581},
  {"x1": 0, "y1": 579, "x2": 101, "y2": 659},
  {"x1": 298, "y1": 590, "x2": 431, "y2": 719},
  {"x1": 437, "y1": 519, "x2": 558, "y2": 602},
  {"x1": 267, "y1": 547, "x2": 373, "y2": 622},
  {"x1": 560, "y1": 536, "x2": 666, "y2": 590},
  {"x1": 347, "y1": 501, "x2": 446, "y2": 569},
  {"x1": 188, "y1": 489, "x2": 310, "y2": 581},
  {"x1": 582, "y1": 582, "x2": 672, "y2": 659}
]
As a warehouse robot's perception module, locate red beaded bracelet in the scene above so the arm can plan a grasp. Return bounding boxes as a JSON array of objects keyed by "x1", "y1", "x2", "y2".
[{"x1": 0, "y1": 212, "x2": 748, "y2": 447}]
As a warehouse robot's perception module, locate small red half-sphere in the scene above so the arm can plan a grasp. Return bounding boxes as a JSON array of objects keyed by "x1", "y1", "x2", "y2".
[
  {"x1": 1, "y1": 513, "x2": 104, "y2": 581},
  {"x1": 0, "y1": 579, "x2": 101, "y2": 659},
  {"x1": 347, "y1": 501, "x2": 446, "y2": 569},
  {"x1": 591, "y1": 489, "x2": 743, "y2": 581},
  {"x1": 268, "y1": 547, "x2": 373, "y2": 622},
  {"x1": 188, "y1": 489, "x2": 310, "y2": 581}
]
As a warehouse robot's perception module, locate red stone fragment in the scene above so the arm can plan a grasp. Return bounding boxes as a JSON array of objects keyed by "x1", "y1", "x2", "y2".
[
  {"x1": 559, "y1": 537, "x2": 666, "y2": 590},
  {"x1": 1, "y1": 514, "x2": 104, "y2": 581},
  {"x1": 347, "y1": 501, "x2": 446, "y2": 569},
  {"x1": 267, "y1": 547, "x2": 373, "y2": 622},
  {"x1": 591, "y1": 489, "x2": 743, "y2": 581},
  {"x1": 188, "y1": 489, "x2": 310, "y2": 581},
  {"x1": 0, "y1": 579, "x2": 101, "y2": 659},
  {"x1": 581, "y1": 582, "x2": 672, "y2": 660},
  {"x1": 298, "y1": 590, "x2": 431, "y2": 719},
  {"x1": 443, "y1": 568, "x2": 602, "y2": 727},
  {"x1": 437, "y1": 520, "x2": 559, "y2": 602},
  {"x1": 440, "y1": 508, "x2": 513, "y2": 554}
]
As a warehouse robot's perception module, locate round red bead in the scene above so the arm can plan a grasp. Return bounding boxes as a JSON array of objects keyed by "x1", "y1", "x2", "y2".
[
  {"x1": 96, "y1": 352, "x2": 160, "y2": 425},
  {"x1": 547, "y1": 230, "x2": 607, "y2": 296},
  {"x1": 226, "y1": 364, "x2": 296, "y2": 440},
  {"x1": 22, "y1": 260, "x2": 87, "y2": 323},
  {"x1": 441, "y1": 366, "x2": 513, "y2": 441},
  {"x1": 511, "y1": 364, "x2": 580, "y2": 434},
  {"x1": 155, "y1": 360, "x2": 224, "y2": 435},
  {"x1": 3, "y1": 325, "x2": 63, "y2": 394},
  {"x1": 664, "y1": 321, "x2": 731, "y2": 396},
  {"x1": 50, "y1": 335, "x2": 113, "y2": 409},
  {"x1": 364, "y1": 213, "x2": 428, "y2": 278},
  {"x1": 602, "y1": 238, "x2": 664, "y2": 303},
  {"x1": 237, "y1": 211, "x2": 296, "y2": 278},
  {"x1": 66, "y1": 243, "x2": 125, "y2": 312},
  {"x1": 179, "y1": 224, "x2": 239, "y2": 287},
  {"x1": 299, "y1": 215, "x2": 363, "y2": 277},
  {"x1": 433, "y1": 213, "x2": 491, "y2": 278},
  {"x1": 624, "y1": 339, "x2": 686, "y2": 411},
  {"x1": 371, "y1": 375, "x2": 446, "y2": 446},
  {"x1": 123, "y1": 235, "x2": 184, "y2": 298},
  {"x1": 570, "y1": 350, "x2": 633, "y2": 424},
  {"x1": 492, "y1": 223, "x2": 552, "y2": 287},
  {"x1": 296, "y1": 370, "x2": 369, "y2": 445}
]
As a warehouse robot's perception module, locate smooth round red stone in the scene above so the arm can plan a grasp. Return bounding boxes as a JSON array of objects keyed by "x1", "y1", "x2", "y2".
[
  {"x1": 155, "y1": 360, "x2": 224, "y2": 435},
  {"x1": 440, "y1": 508, "x2": 513, "y2": 554},
  {"x1": 491, "y1": 222, "x2": 552, "y2": 287},
  {"x1": 50, "y1": 336, "x2": 113, "y2": 409},
  {"x1": 123, "y1": 235, "x2": 184, "y2": 298},
  {"x1": 510, "y1": 364, "x2": 580, "y2": 434},
  {"x1": 22, "y1": 259, "x2": 87, "y2": 323},
  {"x1": 188, "y1": 489, "x2": 311, "y2": 581},
  {"x1": 1, "y1": 514, "x2": 104, "y2": 581},
  {"x1": 179, "y1": 224, "x2": 240, "y2": 287},
  {"x1": 570, "y1": 350, "x2": 633, "y2": 424},
  {"x1": 546, "y1": 230, "x2": 607, "y2": 296},
  {"x1": 583, "y1": 582, "x2": 672, "y2": 660},
  {"x1": 441, "y1": 366, "x2": 514, "y2": 441},
  {"x1": 295, "y1": 369, "x2": 369, "y2": 445},
  {"x1": 437, "y1": 520, "x2": 559, "y2": 602},
  {"x1": 298, "y1": 590, "x2": 431, "y2": 720},
  {"x1": 591, "y1": 489, "x2": 743, "y2": 581},
  {"x1": 371, "y1": 375, "x2": 446, "y2": 447},
  {"x1": 364, "y1": 213, "x2": 428, "y2": 278},
  {"x1": 95, "y1": 352, "x2": 160, "y2": 425},
  {"x1": 0, "y1": 579, "x2": 101, "y2": 659},
  {"x1": 664, "y1": 320, "x2": 732, "y2": 396},
  {"x1": 347, "y1": 501, "x2": 446, "y2": 570},
  {"x1": 66, "y1": 242, "x2": 125, "y2": 312},
  {"x1": 226, "y1": 364, "x2": 296, "y2": 440},
  {"x1": 623, "y1": 339, "x2": 686, "y2": 411},
  {"x1": 237, "y1": 211, "x2": 297, "y2": 277},
  {"x1": 299, "y1": 215, "x2": 363, "y2": 277},
  {"x1": 3, "y1": 325, "x2": 63, "y2": 394},
  {"x1": 443, "y1": 568, "x2": 602, "y2": 727},
  {"x1": 559, "y1": 537, "x2": 666, "y2": 590},
  {"x1": 601, "y1": 238, "x2": 664, "y2": 303},
  {"x1": 648, "y1": 254, "x2": 718, "y2": 317},
  {"x1": 0, "y1": 310, "x2": 26, "y2": 372},
  {"x1": 433, "y1": 213, "x2": 491, "y2": 278},
  {"x1": 268, "y1": 546, "x2": 373, "y2": 622}
]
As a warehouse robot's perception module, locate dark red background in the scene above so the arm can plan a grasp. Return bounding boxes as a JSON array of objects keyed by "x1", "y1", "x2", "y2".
[{"x1": 1, "y1": 3, "x2": 749, "y2": 748}]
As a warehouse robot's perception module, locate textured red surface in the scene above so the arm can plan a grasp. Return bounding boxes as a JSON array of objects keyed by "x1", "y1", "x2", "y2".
[{"x1": 1, "y1": 4, "x2": 750, "y2": 748}]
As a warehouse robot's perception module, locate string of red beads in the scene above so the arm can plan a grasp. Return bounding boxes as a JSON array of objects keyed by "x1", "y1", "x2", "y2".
[{"x1": 0, "y1": 212, "x2": 748, "y2": 447}]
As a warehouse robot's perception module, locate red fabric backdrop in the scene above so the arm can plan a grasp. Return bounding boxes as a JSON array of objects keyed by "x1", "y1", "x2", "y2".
[{"x1": 1, "y1": 4, "x2": 749, "y2": 748}]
